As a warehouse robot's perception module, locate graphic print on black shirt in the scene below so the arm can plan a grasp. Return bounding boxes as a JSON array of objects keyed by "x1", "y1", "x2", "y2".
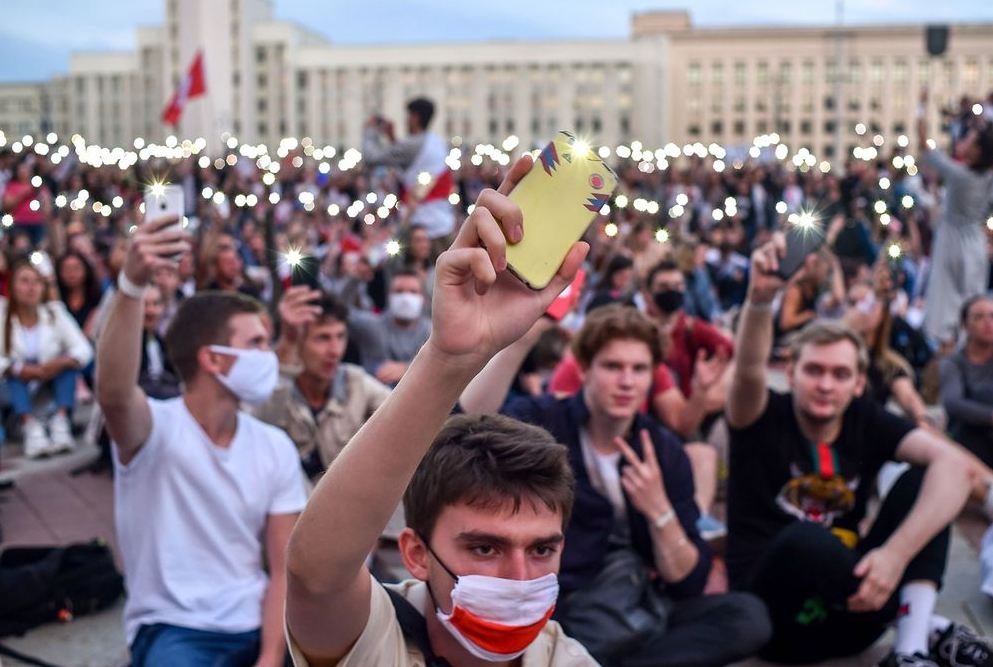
[
  {"x1": 774, "y1": 441, "x2": 858, "y2": 528},
  {"x1": 726, "y1": 389, "x2": 914, "y2": 587}
]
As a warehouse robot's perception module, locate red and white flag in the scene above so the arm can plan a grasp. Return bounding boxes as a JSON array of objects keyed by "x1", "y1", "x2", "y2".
[{"x1": 161, "y1": 51, "x2": 206, "y2": 127}]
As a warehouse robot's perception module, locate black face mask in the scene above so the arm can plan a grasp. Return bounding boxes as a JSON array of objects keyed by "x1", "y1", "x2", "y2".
[{"x1": 653, "y1": 289, "x2": 684, "y2": 314}]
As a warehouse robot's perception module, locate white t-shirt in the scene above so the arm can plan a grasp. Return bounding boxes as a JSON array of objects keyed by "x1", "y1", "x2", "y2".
[{"x1": 113, "y1": 397, "x2": 307, "y2": 644}]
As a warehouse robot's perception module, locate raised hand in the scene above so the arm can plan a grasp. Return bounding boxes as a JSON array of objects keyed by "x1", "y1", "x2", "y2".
[
  {"x1": 277, "y1": 285, "x2": 322, "y2": 343},
  {"x1": 427, "y1": 154, "x2": 588, "y2": 367},
  {"x1": 122, "y1": 217, "x2": 192, "y2": 287},
  {"x1": 747, "y1": 233, "x2": 786, "y2": 305}
]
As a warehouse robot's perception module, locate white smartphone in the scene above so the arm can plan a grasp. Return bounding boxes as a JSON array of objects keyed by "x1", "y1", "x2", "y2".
[{"x1": 143, "y1": 184, "x2": 184, "y2": 227}]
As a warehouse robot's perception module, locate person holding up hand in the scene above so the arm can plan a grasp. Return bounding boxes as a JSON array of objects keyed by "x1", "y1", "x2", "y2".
[
  {"x1": 97, "y1": 216, "x2": 306, "y2": 667},
  {"x1": 285, "y1": 155, "x2": 597, "y2": 666},
  {"x1": 725, "y1": 234, "x2": 993, "y2": 667}
]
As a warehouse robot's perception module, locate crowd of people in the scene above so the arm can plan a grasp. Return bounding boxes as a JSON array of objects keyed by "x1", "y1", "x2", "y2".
[{"x1": 1, "y1": 88, "x2": 993, "y2": 667}]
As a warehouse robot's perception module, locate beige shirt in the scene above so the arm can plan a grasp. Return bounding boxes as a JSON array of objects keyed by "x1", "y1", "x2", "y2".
[
  {"x1": 254, "y1": 363, "x2": 391, "y2": 470},
  {"x1": 288, "y1": 576, "x2": 598, "y2": 667}
]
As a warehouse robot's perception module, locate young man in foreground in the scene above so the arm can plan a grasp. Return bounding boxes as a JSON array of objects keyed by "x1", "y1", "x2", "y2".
[{"x1": 285, "y1": 155, "x2": 597, "y2": 666}]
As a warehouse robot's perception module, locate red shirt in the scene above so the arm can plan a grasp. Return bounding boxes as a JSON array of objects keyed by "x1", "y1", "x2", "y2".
[
  {"x1": 548, "y1": 350, "x2": 676, "y2": 412},
  {"x1": 666, "y1": 312, "x2": 735, "y2": 397},
  {"x1": 4, "y1": 181, "x2": 44, "y2": 224}
]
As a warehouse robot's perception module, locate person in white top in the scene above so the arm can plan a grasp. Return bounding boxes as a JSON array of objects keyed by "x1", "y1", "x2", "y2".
[
  {"x1": 96, "y1": 216, "x2": 307, "y2": 667},
  {"x1": 0, "y1": 258, "x2": 93, "y2": 457},
  {"x1": 285, "y1": 155, "x2": 597, "y2": 666},
  {"x1": 362, "y1": 97, "x2": 455, "y2": 243}
]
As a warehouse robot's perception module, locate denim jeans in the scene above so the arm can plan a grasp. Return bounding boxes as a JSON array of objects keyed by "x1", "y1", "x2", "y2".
[
  {"x1": 4, "y1": 367, "x2": 78, "y2": 416},
  {"x1": 130, "y1": 623, "x2": 260, "y2": 667}
]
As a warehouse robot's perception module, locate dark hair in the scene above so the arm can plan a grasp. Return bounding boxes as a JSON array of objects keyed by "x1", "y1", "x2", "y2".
[
  {"x1": 164, "y1": 291, "x2": 265, "y2": 383},
  {"x1": 313, "y1": 292, "x2": 350, "y2": 326},
  {"x1": 971, "y1": 124, "x2": 993, "y2": 172},
  {"x1": 572, "y1": 304, "x2": 663, "y2": 368},
  {"x1": 403, "y1": 414, "x2": 575, "y2": 541},
  {"x1": 960, "y1": 293, "x2": 993, "y2": 326},
  {"x1": 645, "y1": 259, "x2": 681, "y2": 290},
  {"x1": 406, "y1": 97, "x2": 435, "y2": 130},
  {"x1": 56, "y1": 251, "x2": 103, "y2": 313},
  {"x1": 390, "y1": 267, "x2": 422, "y2": 287},
  {"x1": 602, "y1": 254, "x2": 634, "y2": 286}
]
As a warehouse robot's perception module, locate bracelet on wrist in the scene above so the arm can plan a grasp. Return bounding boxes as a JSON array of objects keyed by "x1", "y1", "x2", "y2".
[
  {"x1": 745, "y1": 300, "x2": 773, "y2": 312},
  {"x1": 117, "y1": 271, "x2": 147, "y2": 300},
  {"x1": 652, "y1": 508, "x2": 676, "y2": 531}
]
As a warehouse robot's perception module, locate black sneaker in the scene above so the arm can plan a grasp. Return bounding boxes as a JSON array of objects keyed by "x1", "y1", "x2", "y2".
[
  {"x1": 932, "y1": 623, "x2": 993, "y2": 667},
  {"x1": 879, "y1": 652, "x2": 939, "y2": 667}
]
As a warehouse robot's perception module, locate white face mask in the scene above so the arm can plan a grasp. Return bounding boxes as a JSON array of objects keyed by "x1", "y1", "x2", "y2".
[
  {"x1": 435, "y1": 572, "x2": 559, "y2": 661},
  {"x1": 389, "y1": 292, "x2": 424, "y2": 321},
  {"x1": 209, "y1": 345, "x2": 279, "y2": 405},
  {"x1": 424, "y1": 541, "x2": 558, "y2": 662}
]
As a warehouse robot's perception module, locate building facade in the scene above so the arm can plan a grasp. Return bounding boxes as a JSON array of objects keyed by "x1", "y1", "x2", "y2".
[{"x1": 1, "y1": 4, "x2": 991, "y2": 161}]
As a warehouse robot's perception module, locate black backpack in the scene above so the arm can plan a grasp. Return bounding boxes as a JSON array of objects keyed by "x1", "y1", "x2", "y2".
[
  {"x1": 0, "y1": 539, "x2": 124, "y2": 638},
  {"x1": 384, "y1": 585, "x2": 452, "y2": 667}
]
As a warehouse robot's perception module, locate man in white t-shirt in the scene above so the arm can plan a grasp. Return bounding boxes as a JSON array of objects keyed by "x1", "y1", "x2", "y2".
[
  {"x1": 96, "y1": 216, "x2": 307, "y2": 667},
  {"x1": 285, "y1": 155, "x2": 597, "y2": 666}
]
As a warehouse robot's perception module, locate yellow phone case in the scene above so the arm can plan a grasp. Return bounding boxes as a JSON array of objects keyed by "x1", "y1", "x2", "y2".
[{"x1": 506, "y1": 131, "x2": 618, "y2": 290}]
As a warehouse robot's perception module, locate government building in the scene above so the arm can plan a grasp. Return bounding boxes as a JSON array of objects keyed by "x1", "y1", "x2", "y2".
[{"x1": 1, "y1": 0, "x2": 991, "y2": 162}]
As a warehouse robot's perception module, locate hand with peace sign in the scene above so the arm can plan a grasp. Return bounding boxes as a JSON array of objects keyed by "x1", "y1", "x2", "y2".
[{"x1": 615, "y1": 429, "x2": 672, "y2": 522}]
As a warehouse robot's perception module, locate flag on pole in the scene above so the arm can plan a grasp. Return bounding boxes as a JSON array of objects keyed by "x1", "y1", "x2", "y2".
[{"x1": 161, "y1": 51, "x2": 206, "y2": 127}]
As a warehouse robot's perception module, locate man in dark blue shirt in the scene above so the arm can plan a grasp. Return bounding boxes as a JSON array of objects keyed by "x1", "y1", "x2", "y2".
[{"x1": 460, "y1": 304, "x2": 770, "y2": 667}]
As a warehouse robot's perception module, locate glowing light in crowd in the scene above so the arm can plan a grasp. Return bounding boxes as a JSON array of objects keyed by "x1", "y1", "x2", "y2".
[
  {"x1": 1, "y1": 215, "x2": 12, "y2": 227},
  {"x1": 655, "y1": 228, "x2": 669, "y2": 244},
  {"x1": 887, "y1": 243, "x2": 902, "y2": 260},
  {"x1": 775, "y1": 201, "x2": 787, "y2": 215},
  {"x1": 986, "y1": 217, "x2": 993, "y2": 231},
  {"x1": 604, "y1": 223, "x2": 618, "y2": 238},
  {"x1": 879, "y1": 177, "x2": 890, "y2": 190},
  {"x1": 874, "y1": 200, "x2": 888, "y2": 214},
  {"x1": 386, "y1": 240, "x2": 401, "y2": 256},
  {"x1": 30, "y1": 176, "x2": 42, "y2": 187},
  {"x1": 855, "y1": 123, "x2": 867, "y2": 136},
  {"x1": 614, "y1": 194, "x2": 628, "y2": 208},
  {"x1": 902, "y1": 195, "x2": 914, "y2": 209},
  {"x1": 974, "y1": 104, "x2": 984, "y2": 116},
  {"x1": 283, "y1": 247, "x2": 305, "y2": 268},
  {"x1": 880, "y1": 213, "x2": 891, "y2": 225},
  {"x1": 147, "y1": 180, "x2": 168, "y2": 198}
]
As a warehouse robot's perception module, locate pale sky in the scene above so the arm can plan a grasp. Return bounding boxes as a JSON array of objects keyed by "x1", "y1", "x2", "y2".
[{"x1": 0, "y1": 0, "x2": 990, "y2": 82}]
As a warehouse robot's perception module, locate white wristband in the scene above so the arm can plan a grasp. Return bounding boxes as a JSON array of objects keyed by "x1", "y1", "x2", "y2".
[
  {"x1": 117, "y1": 271, "x2": 147, "y2": 300},
  {"x1": 652, "y1": 508, "x2": 676, "y2": 531}
]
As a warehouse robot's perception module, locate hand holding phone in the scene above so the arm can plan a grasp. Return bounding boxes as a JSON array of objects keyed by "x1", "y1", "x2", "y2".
[
  {"x1": 777, "y1": 220, "x2": 826, "y2": 281},
  {"x1": 505, "y1": 131, "x2": 617, "y2": 289}
]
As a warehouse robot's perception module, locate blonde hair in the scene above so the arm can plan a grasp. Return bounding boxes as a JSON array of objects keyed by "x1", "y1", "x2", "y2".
[{"x1": 787, "y1": 319, "x2": 869, "y2": 374}]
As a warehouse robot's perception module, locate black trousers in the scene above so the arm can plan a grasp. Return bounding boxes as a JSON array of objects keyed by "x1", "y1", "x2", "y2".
[
  {"x1": 561, "y1": 589, "x2": 772, "y2": 667},
  {"x1": 749, "y1": 467, "x2": 951, "y2": 664}
]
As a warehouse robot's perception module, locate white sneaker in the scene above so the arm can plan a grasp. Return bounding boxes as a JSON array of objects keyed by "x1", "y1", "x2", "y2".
[
  {"x1": 23, "y1": 419, "x2": 51, "y2": 459},
  {"x1": 48, "y1": 413, "x2": 75, "y2": 454}
]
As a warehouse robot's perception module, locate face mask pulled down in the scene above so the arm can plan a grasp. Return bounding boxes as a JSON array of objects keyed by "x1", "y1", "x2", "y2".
[
  {"x1": 426, "y1": 543, "x2": 559, "y2": 662},
  {"x1": 210, "y1": 345, "x2": 279, "y2": 405}
]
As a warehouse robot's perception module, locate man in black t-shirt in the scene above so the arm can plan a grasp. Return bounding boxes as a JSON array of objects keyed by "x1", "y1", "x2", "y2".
[{"x1": 725, "y1": 236, "x2": 992, "y2": 667}]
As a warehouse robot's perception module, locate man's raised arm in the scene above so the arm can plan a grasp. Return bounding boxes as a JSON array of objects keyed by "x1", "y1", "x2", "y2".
[
  {"x1": 284, "y1": 154, "x2": 587, "y2": 665},
  {"x1": 726, "y1": 236, "x2": 785, "y2": 430},
  {"x1": 96, "y1": 217, "x2": 191, "y2": 464}
]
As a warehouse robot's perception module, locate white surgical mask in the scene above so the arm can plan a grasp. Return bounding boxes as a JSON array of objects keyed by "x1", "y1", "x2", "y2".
[
  {"x1": 424, "y1": 540, "x2": 558, "y2": 662},
  {"x1": 209, "y1": 345, "x2": 279, "y2": 405},
  {"x1": 389, "y1": 292, "x2": 424, "y2": 321}
]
